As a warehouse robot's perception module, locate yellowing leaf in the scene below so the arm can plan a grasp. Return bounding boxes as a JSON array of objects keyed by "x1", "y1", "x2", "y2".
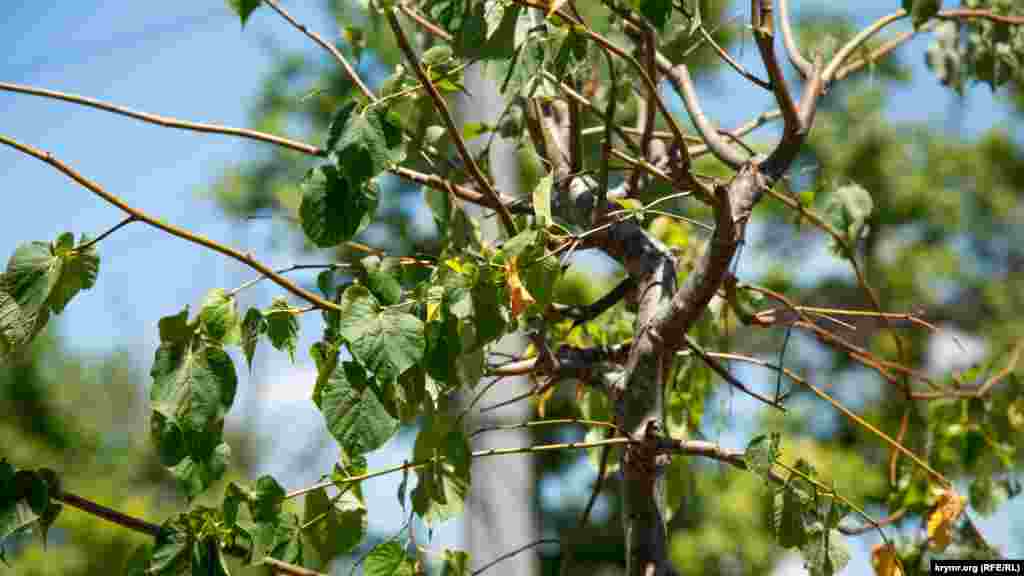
[
  {"x1": 536, "y1": 382, "x2": 556, "y2": 418},
  {"x1": 507, "y1": 256, "x2": 536, "y2": 318},
  {"x1": 926, "y1": 487, "x2": 964, "y2": 551},
  {"x1": 1008, "y1": 398, "x2": 1024, "y2": 431},
  {"x1": 871, "y1": 543, "x2": 903, "y2": 576}
]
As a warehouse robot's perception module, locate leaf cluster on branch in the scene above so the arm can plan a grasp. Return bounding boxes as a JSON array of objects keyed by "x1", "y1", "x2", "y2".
[{"x1": 2, "y1": 0, "x2": 1023, "y2": 575}]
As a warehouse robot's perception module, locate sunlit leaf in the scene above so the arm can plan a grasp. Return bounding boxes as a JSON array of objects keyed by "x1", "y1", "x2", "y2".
[
  {"x1": 337, "y1": 285, "x2": 425, "y2": 383},
  {"x1": 365, "y1": 541, "x2": 415, "y2": 576},
  {"x1": 198, "y1": 288, "x2": 239, "y2": 345}
]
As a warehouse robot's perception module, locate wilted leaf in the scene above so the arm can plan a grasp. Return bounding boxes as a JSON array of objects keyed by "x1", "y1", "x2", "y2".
[
  {"x1": 506, "y1": 256, "x2": 536, "y2": 318},
  {"x1": 871, "y1": 543, "x2": 903, "y2": 576},
  {"x1": 926, "y1": 487, "x2": 963, "y2": 551}
]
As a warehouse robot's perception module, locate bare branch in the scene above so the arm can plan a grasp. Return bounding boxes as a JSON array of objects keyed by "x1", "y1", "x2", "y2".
[
  {"x1": 57, "y1": 490, "x2": 162, "y2": 538},
  {"x1": 262, "y1": 0, "x2": 374, "y2": 101},
  {"x1": 0, "y1": 134, "x2": 344, "y2": 313},
  {"x1": 660, "y1": 56, "x2": 747, "y2": 169},
  {"x1": 0, "y1": 82, "x2": 322, "y2": 156},
  {"x1": 778, "y1": 0, "x2": 813, "y2": 78},
  {"x1": 472, "y1": 539, "x2": 560, "y2": 576}
]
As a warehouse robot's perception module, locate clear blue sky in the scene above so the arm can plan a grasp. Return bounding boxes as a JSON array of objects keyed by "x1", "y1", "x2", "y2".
[{"x1": 1, "y1": 2, "x2": 1019, "y2": 574}]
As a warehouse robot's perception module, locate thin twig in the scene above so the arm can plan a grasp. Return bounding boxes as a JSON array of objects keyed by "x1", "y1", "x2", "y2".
[
  {"x1": 262, "y1": 0, "x2": 374, "y2": 101},
  {"x1": 385, "y1": 9, "x2": 517, "y2": 237},
  {"x1": 263, "y1": 557, "x2": 327, "y2": 576},
  {"x1": 77, "y1": 216, "x2": 136, "y2": 251},
  {"x1": 778, "y1": 0, "x2": 813, "y2": 78},
  {"x1": 0, "y1": 82, "x2": 322, "y2": 155},
  {"x1": 472, "y1": 539, "x2": 560, "y2": 575},
  {"x1": 0, "y1": 134, "x2": 343, "y2": 313}
]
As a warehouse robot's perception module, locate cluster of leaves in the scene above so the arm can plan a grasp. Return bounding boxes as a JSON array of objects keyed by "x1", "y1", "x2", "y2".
[
  {"x1": 0, "y1": 462, "x2": 62, "y2": 565},
  {"x1": 2, "y1": 0, "x2": 1023, "y2": 574},
  {"x1": 925, "y1": 0, "x2": 1024, "y2": 91}
]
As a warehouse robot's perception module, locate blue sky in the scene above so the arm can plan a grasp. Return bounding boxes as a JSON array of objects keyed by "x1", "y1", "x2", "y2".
[{"x1": 1, "y1": 1, "x2": 1020, "y2": 574}]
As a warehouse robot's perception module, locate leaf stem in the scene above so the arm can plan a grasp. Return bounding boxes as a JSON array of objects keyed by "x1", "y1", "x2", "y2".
[{"x1": 77, "y1": 216, "x2": 136, "y2": 252}]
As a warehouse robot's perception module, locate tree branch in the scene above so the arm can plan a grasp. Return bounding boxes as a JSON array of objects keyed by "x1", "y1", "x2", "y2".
[
  {"x1": 0, "y1": 134, "x2": 344, "y2": 313},
  {"x1": 0, "y1": 82, "x2": 323, "y2": 156},
  {"x1": 262, "y1": 0, "x2": 374, "y2": 101},
  {"x1": 385, "y1": 8, "x2": 517, "y2": 237}
]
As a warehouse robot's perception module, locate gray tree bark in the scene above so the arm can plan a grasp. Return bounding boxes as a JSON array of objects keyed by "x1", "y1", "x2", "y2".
[{"x1": 457, "y1": 63, "x2": 538, "y2": 576}]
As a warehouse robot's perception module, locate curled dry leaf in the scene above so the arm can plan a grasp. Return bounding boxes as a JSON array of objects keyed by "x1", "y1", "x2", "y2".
[
  {"x1": 507, "y1": 256, "x2": 536, "y2": 318},
  {"x1": 926, "y1": 487, "x2": 964, "y2": 551},
  {"x1": 871, "y1": 543, "x2": 903, "y2": 576}
]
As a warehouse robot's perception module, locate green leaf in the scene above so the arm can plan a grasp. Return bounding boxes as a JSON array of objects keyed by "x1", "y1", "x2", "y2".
[
  {"x1": 241, "y1": 307, "x2": 266, "y2": 373},
  {"x1": 337, "y1": 285, "x2": 425, "y2": 383},
  {"x1": 532, "y1": 174, "x2": 553, "y2": 228},
  {"x1": 461, "y1": 121, "x2": 493, "y2": 141},
  {"x1": 327, "y1": 103, "x2": 404, "y2": 187},
  {"x1": 632, "y1": 0, "x2": 672, "y2": 29},
  {"x1": 0, "y1": 234, "x2": 99, "y2": 358},
  {"x1": 825, "y1": 183, "x2": 874, "y2": 255},
  {"x1": 317, "y1": 361, "x2": 399, "y2": 457},
  {"x1": 442, "y1": 549, "x2": 471, "y2": 576},
  {"x1": 455, "y1": 3, "x2": 522, "y2": 61},
  {"x1": 774, "y1": 486, "x2": 808, "y2": 549},
  {"x1": 252, "y1": 511, "x2": 303, "y2": 565},
  {"x1": 151, "y1": 337, "x2": 237, "y2": 438},
  {"x1": 364, "y1": 541, "x2": 415, "y2": 576},
  {"x1": 300, "y1": 164, "x2": 378, "y2": 248},
  {"x1": 198, "y1": 288, "x2": 239, "y2": 345},
  {"x1": 903, "y1": 0, "x2": 940, "y2": 29},
  {"x1": 150, "y1": 309, "x2": 238, "y2": 498},
  {"x1": 168, "y1": 443, "x2": 231, "y2": 501},
  {"x1": 265, "y1": 297, "x2": 299, "y2": 362},
  {"x1": 411, "y1": 421, "x2": 471, "y2": 525},
  {"x1": 47, "y1": 233, "x2": 99, "y2": 315},
  {"x1": 360, "y1": 256, "x2": 403, "y2": 306},
  {"x1": 250, "y1": 475, "x2": 287, "y2": 522},
  {"x1": 149, "y1": 519, "x2": 191, "y2": 574},
  {"x1": 800, "y1": 527, "x2": 850, "y2": 576},
  {"x1": 303, "y1": 486, "x2": 366, "y2": 566},
  {"x1": 744, "y1": 433, "x2": 780, "y2": 479},
  {"x1": 226, "y1": 0, "x2": 261, "y2": 27}
]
